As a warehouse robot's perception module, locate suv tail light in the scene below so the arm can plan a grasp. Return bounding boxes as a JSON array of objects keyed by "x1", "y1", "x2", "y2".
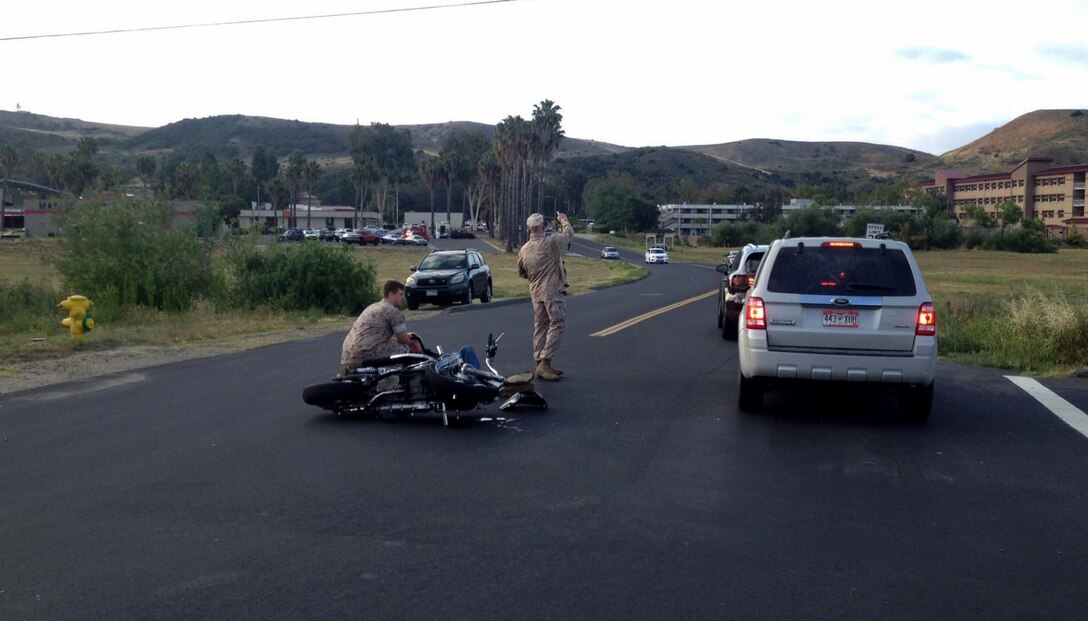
[
  {"x1": 746, "y1": 297, "x2": 766, "y2": 330},
  {"x1": 916, "y1": 302, "x2": 936, "y2": 336}
]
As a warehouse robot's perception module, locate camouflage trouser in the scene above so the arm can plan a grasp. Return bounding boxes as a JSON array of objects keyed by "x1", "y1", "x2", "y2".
[
  {"x1": 341, "y1": 339, "x2": 409, "y2": 375},
  {"x1": 532, "y1": 297, "x2": 566, "y2": 362}
]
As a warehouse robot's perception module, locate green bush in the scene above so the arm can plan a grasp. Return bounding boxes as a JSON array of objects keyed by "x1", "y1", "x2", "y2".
[
  {"x1": 980, "y1": 230, "x2": 1059, "y2": 253},
  {"x1": 52, "y1": 198, "x2": 215, "y2": 311},
  {"x1": 0, "y1": 280, "x2": 63, "y2": 335},
  {"x1": 219, "y1": 239, "x2": 377, "y2": 314}
]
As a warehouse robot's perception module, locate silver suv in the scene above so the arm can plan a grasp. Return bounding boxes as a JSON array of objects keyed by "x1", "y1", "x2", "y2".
[
  {"x1": 716, "y1": 244, "x2": 768, "y2": 340},
  {"x1": 736, "y1": 237, "x2": 937, "y2": 419}
]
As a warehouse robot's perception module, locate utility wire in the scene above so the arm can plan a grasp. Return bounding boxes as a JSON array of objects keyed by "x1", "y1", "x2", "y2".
[{"x1": 0, "y1": 0, "x2": 523, "y2": 42}]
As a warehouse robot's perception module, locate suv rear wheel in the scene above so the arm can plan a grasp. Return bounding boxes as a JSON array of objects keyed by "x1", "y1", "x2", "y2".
[
  {"x1": 737, "y1": 371, "x2": 763, "y2": 412},
  {"x1": 480, "y1": 281, "x2": 493, "y2": 303},
  {"x1": 722, "y1": 309, "x2": 738, "y2": 340},
  {"x1": 901, "y1": 383, "x2": 934, "y2": 421}
]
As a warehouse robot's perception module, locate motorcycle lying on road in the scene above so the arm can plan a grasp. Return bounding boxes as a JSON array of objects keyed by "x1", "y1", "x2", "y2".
[{"x1": 302, "y1": 333, "x2": 546, "y2": 427}]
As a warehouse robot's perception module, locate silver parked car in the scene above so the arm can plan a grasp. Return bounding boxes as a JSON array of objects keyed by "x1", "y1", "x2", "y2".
[
  {"x1": 736, "y1": 236, "x2": 937, "y2": 419},
  {"x1": 601, "y1": 246, "x2": 620, "y2": 259}
]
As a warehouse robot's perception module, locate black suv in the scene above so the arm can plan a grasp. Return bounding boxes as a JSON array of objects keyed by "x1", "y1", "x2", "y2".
[
  {"x1": 405, "y1": 248, "x2": 493, "y2": 310},
  {"x1": 716, "y1": 244, "x2": 768, "y2": 340},
  {"x1": 278, "y1": 228, "x2": 305, "y2": 242}
]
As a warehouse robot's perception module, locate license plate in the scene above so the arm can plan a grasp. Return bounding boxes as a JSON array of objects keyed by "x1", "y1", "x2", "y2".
[
  {"x1": 426, "y1": 290, "x2": 437, "y2": 296},
  {"x1": 823, "y1": 309, "x2": 859, "y2": 328}
]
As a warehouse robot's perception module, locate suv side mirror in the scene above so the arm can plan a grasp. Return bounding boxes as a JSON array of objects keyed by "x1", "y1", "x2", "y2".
[{"x1": 410, "y1": 265, "x2": 417, "y2": 271}]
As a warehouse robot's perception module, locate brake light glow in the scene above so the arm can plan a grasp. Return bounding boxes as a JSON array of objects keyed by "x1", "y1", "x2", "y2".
[
  {"x1": 916, "y1": 302, "x2": 936, "y2": 336},
  {"x1": 746, "y1": 297, "x2": 766, "y2": 330},
  {"x1": 821, "y1": 241, "x2": 861, "y2": 248}
]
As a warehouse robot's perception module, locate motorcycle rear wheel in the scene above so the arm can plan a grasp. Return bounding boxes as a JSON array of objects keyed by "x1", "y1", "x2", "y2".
[{"x1": 303, "y1": 381, "x2": 371, "y2": 410}]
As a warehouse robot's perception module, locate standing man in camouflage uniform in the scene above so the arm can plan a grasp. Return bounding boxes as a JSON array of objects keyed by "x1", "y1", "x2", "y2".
[
  {"x1": 340, "y1": 280, "x2": 422, "y2": 375},
  {"x1": 517, "y1": 211, "x2": 575, "y2": 381}
]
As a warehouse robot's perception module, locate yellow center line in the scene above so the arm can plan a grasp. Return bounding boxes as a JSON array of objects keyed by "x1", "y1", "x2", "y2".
[{"x1": 591, "y1": 290, "x2": 718, "y2": 337}]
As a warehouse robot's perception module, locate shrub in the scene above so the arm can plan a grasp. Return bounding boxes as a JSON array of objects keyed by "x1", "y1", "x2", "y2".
[
  {"x1": 218, "y1": 239, "x2": 377, "y2": 314},
  {"x1": 0, "y1": 279, "x2": 63, "y2": 335},
  {"x1": 940, "y1": 288, "x2": 1088, "y2": 372},
  {"x1": 52, "y1": 198, "x2": 215, "y2": 311}
]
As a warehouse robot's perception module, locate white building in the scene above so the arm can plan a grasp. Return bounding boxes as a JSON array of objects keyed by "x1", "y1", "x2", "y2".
[
  {"x1": 781, "y1": 198, "x2": 921, "y2": 219},
  {"x1": 658, "y1": 203, "x2": 759, "y2": 237},
  {"x1": 238, "y1": 203, "x2": 379, "y2": 231}
]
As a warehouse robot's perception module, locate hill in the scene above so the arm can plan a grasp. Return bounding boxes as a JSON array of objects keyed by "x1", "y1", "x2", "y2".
[
  {"x1": 680, "y1": 138, "x2": 936, "y2": 179},
  {"x1": 5, "y1": 108, "x2": 1088, "y2": 204},
  {"x1": 0, "y1": 109, "x2": 148, "y2": 155},
  {"x1": 939, "y1": 109, "x2": 1088, "y2": 173}
]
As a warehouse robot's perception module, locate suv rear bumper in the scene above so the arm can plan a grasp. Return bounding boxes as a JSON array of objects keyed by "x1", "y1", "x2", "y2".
[
  {"x1": 739, "y1": 330, "x2": 937, "y2": 384},
  {"x1": 406, "y1": 283, "x2": 471, "y2": 305}
]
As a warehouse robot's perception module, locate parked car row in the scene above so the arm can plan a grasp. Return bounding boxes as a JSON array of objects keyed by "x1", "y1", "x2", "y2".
[{"x1": 278, "y1": 226, "x2": 432, "y2": 247}]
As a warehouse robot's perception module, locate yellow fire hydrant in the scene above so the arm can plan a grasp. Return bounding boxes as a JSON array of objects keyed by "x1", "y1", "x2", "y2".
[{"x1": 59, "y1": 295, "x2": 95, "y2": 340}]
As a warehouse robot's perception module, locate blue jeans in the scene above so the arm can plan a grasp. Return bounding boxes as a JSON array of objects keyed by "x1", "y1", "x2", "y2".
[{"x1": 459, "y1": 346, "x2": 481, "y2": 369}]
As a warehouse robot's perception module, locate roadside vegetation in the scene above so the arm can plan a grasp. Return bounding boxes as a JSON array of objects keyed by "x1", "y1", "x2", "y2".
[{"x1": 0, "y1": 204, "x2": 643, "y2": 365}]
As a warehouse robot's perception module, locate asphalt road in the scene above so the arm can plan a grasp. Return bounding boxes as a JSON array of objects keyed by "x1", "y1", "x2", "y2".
[{"x1": 3, "y1": 245, "x2": 1087, "y2": 620}]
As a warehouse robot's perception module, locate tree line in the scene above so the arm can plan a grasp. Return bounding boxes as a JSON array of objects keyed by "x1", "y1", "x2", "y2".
[{"x1": 0, "y1": 100, "x2": 569, "y2": 249}]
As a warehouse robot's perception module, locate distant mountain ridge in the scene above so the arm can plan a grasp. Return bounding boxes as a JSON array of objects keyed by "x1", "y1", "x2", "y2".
[{"x1": 3, "y1": 108, "x2": 1087, "y2": 183}]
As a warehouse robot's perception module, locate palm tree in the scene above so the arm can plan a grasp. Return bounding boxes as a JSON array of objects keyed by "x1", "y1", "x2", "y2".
[
  {"x1": 224, "y1": 157, "x2": 247, "y2": 197},
  {"x1": 349, "y1": 159, "x2": 375, "y2": 229},
  {"x1": 494, "y1": 115, "x2": 534, "y2": 248},
  {"x1": 303, "y1": 159, "x2": 322, "y2": 229},
  {"x1": 532, "y1": 100, "x2": 564, "y2": 213},
  {"x1": 135, "y1": 155, "x2": 157, "y2": 197},
  {"x1": 173, "y1": 163, "x2": 200, "y2": 200},
  {"x1": 418, "y1": 153, "x2": 440, "y2": 235},
  {"x1": 0, "y1": 144, "x2": 20, "y2": 235},
  {"x1": 284, "y1": 151, "x2": 306, "y2": 229},
  {"x1": 41, "y1": 153, "x2": 69, "y2": 192},
  {"x1": 438, "y1": 154, "x2": 455, "y2": 234},
  {"x1": 266, "y1": 177, "x2": 289, "y2": 230}
]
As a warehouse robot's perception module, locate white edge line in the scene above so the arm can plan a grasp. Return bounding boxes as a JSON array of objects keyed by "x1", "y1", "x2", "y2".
[{"x1": 1005, "y1": 375, "x2": 1088, "y2": 440}]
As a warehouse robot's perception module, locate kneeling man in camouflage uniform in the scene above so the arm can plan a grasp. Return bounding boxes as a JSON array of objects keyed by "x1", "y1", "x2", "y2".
[
  {"x1": 517, "y1": 211, "x2": 574, "y2": 381},
  {"x1": 340, "y1": 279, "x2": 422, "y2": 375}
]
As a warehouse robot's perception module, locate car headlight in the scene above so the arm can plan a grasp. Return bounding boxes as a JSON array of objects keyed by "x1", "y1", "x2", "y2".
[
  {"x1": 406, "y1": 276, "x2": 417, "y2": 286},
  {"x1": 450, "y1": 273, "x2": 466, "y2": 284}
]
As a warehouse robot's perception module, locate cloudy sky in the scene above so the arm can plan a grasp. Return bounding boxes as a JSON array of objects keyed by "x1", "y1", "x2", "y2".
[{"x1": 4, "y1": 0, "x2": 1087, "y2": 155}]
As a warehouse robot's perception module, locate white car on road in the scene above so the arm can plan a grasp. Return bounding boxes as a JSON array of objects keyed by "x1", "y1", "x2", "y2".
[{"x1": 644, "y1": 248, "x2": 669, "y2": 264}]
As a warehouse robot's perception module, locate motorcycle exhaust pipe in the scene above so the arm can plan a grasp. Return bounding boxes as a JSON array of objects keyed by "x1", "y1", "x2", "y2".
[{"x1": 376, "y1": 401, "x2": 436, "y2": 414}]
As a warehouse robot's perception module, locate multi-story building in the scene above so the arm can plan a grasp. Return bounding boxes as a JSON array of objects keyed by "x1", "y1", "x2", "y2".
[
  {"x1": 658, "y1": 203, "x2": 759, "y2": 237},
  {"x1": 920, "y1": 157, "x2": 1088, "y2": 238},
  {"x1": 781, "y1": 199, "x2": 920, "y2": 219},
  {"x1": 659, "y1": 201, "x2": 920, "y2": 239}
]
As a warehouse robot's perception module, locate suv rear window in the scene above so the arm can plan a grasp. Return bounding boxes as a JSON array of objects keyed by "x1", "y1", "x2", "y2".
[{"x1": 765, "y1": 245, "x2": 917, "y2": 296}]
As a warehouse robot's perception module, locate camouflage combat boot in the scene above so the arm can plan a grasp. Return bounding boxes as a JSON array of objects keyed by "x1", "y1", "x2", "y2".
[
  {"x1": 535, "y1": 359, "x2": 561, "y2": 381},
  {"x1": 546, "y1": 358, "x2": 564, "y2": 376}
]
